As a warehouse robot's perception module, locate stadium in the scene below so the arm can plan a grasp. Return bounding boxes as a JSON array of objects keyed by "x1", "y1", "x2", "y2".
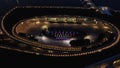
[
  {"x1": 1, "y1": 6, "x2": 120, "y2": 56},
  {"x1": 0, "y1": 0, "x2": 120, "y2": 67}
]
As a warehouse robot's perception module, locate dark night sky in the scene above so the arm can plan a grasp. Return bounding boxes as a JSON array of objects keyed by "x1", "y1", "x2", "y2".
[
  {"x1": 0, "y1": 0, "x2": 120, "y2": 10},
  {"x1": 93, "y1": 0, "x2": 120, "y2": 10}
]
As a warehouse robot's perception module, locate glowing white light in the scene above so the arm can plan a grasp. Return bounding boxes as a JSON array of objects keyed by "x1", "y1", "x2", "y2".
[
  {"x1": 103, "y1": 26, "x2": 109, "y2": 29},
  {"x1": 0, "y1": 31, "x2": 3, "y2": 35},
  {"x1": 84, "y1": 35, "x2": 92, "y2": 40},
  {"x1": 102, "y1": 7, "x2": 108, "y2": 11},
  {"x1": 21, "y1": 22, "x2": 24, "y2": 24},
  {"x1": 31, "y1": 18, "x2": 37, "y2": 21},
  {"x1": 63, "y1": 38, "x2": 76, "y2": 46},
  {"x1": 41, "y1": 36, "x2": 48, "y2": 41},
  {"x1": 84, "y1": 18, "x2": 87, "y2": 21},
  {"x1": 84, "y1": 35, "x2": 95, "y2": 43},
  {"x1": 63, "y1": 40, "x2": 71, "y2": 44},
  {"x1": 41, "y1": 25, "x2": 48, "y2": 29},
  {"x1": 113, "y1": 59, "x2": 120, "y2": 64},
  {"x1": 36, "y1": 21, "x2": 40, "y2": 24},
  {"x1": 44, "y1": 21, "x2": 49, "y2": 24},
  {"x1": 35, "y1": 36, "x2": 48, "y2": 42}
]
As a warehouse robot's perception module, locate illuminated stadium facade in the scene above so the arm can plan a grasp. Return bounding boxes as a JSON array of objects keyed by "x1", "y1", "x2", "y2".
[{"x1": 0, "y1": 0, "x2": 120, "y2": 57}]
